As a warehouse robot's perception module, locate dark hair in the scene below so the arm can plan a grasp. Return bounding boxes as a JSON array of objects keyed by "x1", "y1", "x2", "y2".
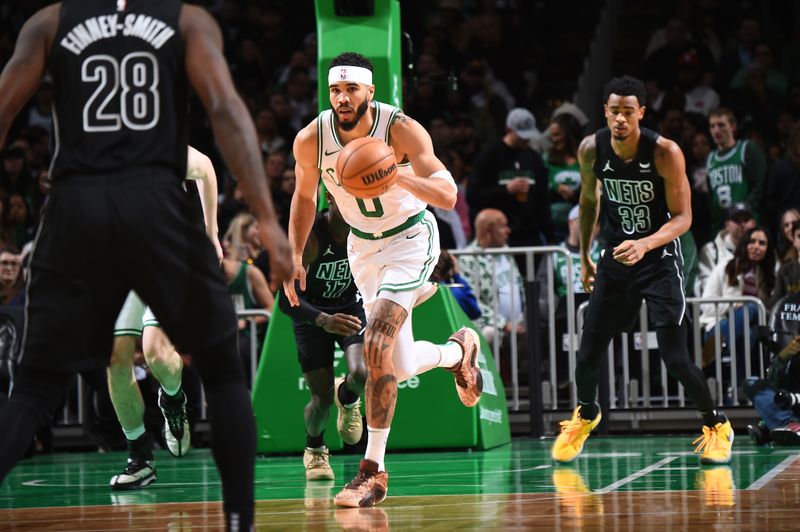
[
  {"x1": 330, "y1": 52, "x2": 374, "y2": 72},
  {"x1": 793, "y1": 219, "x2": 800, "y2": 235},
  {"x1": 725, "y1": 226, "x2": 775, "y2": 293},
  {"x1": 549, "y1": 113, "x2": 583, "y2": 163},
  {"x1": 602, "y1": 75, "x2": 646, "y2": 106}
]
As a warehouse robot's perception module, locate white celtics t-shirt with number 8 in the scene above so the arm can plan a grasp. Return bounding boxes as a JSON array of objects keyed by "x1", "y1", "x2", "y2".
[{"x1": 317, "y1": 101, "x2": 426, "y2": 237}]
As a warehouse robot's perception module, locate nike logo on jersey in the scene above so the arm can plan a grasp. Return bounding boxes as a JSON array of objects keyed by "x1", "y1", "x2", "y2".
[
  {"x1": 324, "y1": 149, "x2": 341, "y2": 156},
  {"x1": 323, "y1": 245, "x2": 334, "y2": 256},
  {"x1": 406, "y1": 232, "x2": 421, "y2": 239},
  {"x1": 603, "y1": 161, "x2": 613, "y2": 172}
]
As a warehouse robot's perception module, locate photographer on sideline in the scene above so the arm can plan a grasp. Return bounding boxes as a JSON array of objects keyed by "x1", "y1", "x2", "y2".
[{"x1": 744, "y1": 293, "x2": 800, "y2": 446}]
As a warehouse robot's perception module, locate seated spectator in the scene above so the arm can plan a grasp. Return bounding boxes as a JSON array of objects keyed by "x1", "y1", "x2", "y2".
[
  {"x1": 222, "y1": 257, "x2": 275, "y2": 387},
  {"x1": 429, "y1": 250, "x2": 480, "y2": 320},
  {"x1": 700, "y1": 227, "x2": 775, "y2": 383},
  {"x1": 744, "y1": 293, "x2": 800, "y2": 446},
  {"x1": 772, "y1": 220, "x2": 800, "y2": 305},
  {"x1": 0, "y1": 248, "x2": 23, "y2": 306},
  {"x1": 223, "y1": 212, "x2": 271, "y2": 285},
  {"x1": 776, "y1": 208, "x2": 800, "y2": 265},
  {"x1": 544, "y1": 114, "x2": 583, "y2": 242},
  {"x1": 696, "y1": 203, "x2": 755, "y2": 296},
  {"x1": 7, "y1": 193, "x2": 34, "y2": 250},
  {"x1": 458, "y1": 209, "x2": 525, "y2": 382}
]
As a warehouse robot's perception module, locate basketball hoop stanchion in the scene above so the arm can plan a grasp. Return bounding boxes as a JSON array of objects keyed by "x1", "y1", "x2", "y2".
[{"x1": 526, "y1": 280, "x2": 544, "y2": 437}]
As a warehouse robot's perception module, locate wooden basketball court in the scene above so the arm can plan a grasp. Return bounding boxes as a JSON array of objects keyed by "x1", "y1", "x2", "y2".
[{"x1": 1, "y1": 437, "x2": 798, "y2": 529}]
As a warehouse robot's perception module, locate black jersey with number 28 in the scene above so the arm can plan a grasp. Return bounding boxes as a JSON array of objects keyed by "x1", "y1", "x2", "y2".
[
  {"x1": 592, "y1": 127, "x2": 670, "y2": 248},
  {"x1": 49, "y1": 0, "x2": 187, "y2": 182}
]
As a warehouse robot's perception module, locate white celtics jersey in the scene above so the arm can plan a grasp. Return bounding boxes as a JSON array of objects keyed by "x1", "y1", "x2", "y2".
[{"x1": 318, "y1": 101, "x2": 426, "y2": 237}]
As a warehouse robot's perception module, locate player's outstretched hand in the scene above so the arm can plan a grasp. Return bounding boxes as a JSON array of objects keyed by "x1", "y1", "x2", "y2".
[
  {"x1": 580, "y1": 258, "x2": 596, "y2": 293},
  {"x1": 321, "y1": 313, "x2": 362, "y2": 336},
  {"x1": 282, "y1": 263, "x2": 306, "y2": 307},
  {"x1": 259, "y1": 219, "x2": 293, "y2": 287},
  {"x1": 612, "y1": 239, "x2": 648, "y2": 266}
]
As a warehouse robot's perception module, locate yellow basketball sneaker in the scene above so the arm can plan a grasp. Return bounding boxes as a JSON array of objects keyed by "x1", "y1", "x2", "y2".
[
  {"x1": 334, "y1": 377, "x2": 363, "y2": 445},
  {"x1": 693, "y1": 420, "x2": 734, "y2": 464},
  {"x1": 551, "y1": 406, "x2": 602, "y2": 463}
]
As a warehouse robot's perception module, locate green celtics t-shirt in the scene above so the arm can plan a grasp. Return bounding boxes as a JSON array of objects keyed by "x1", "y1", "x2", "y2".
[
  {"x1": 552, "y1": 240, "x2": 601, "y2": 297},
  {"x1": 546, "y1": 159, "x2": 581, "y2": 230}
]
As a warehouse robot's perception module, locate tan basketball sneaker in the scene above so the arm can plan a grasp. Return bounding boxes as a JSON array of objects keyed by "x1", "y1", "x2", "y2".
[
  {"x1": 304, "y1": 447, "x2": 335, "y2": 481},
  {"x1": 446, "y1": 327, "x2": 483, "y2": 407},
  {"x1": 334, "y1": 377, "x2": 363, "y2": 445},
  {"x1": 333, "y1": 459, "x2": 389, "y2": 507}
]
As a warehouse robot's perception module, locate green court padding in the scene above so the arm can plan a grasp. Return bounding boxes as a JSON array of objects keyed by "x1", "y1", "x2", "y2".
[{"x1": 251, "y1": 287, "x2": 511, "y2": 453}]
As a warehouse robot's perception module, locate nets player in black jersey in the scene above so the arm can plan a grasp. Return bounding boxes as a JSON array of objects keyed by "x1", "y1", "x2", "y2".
[
  {"x1": 0, "y1": 1, "x2": 291, "y2": 530},
  {"x1": 278, "y1": 193, "x2": 367, "y2": 482},
  {"x1": 551, "y1": 76, "x2": 733, "y2": 465}
]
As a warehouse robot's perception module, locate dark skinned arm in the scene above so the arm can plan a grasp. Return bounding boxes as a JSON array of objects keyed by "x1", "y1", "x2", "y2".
[{"x1": 180, "y1": 5, "x2": 291, "y2": 286}]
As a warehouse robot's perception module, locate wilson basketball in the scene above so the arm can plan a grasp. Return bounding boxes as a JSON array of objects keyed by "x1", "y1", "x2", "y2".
[{"x1": 336, "y1": 137, "x2": 399, "y2": 199}]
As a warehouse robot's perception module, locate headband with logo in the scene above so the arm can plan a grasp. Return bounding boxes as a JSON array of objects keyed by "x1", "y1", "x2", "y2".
[{"x1": 328, "y1": 65, "x2": 373, "y2": 86}]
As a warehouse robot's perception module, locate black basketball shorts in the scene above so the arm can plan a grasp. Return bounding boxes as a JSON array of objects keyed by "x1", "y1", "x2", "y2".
[
  {"x1": 582, "y1": 240, "x2": 687, "y2": 334},
  {"x1": 292, "y1": 300, "x2": 366, "y2": 374},
  {"x1": 20, "y1": 173, "x2": 238, "y2": 372}
]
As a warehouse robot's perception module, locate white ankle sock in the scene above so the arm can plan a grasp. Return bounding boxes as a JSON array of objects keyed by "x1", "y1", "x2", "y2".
[
  {"x1": 438, "y1": 341, "x2": 463, "y2": 368},
  {"x1": 365, "y1": 426, "x2": 391, "y2": 471},
  {"x1": 123, "y1": 424, "x2": 146, "y2": 441}
]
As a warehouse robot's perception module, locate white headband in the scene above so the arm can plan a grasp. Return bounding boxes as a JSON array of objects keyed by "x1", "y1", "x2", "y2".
[{"x1": 328, "y1": 65, "x2": 373, "y2": 86}]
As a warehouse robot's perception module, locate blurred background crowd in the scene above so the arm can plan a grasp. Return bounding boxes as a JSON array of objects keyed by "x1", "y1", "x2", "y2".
[{"x1": 1, "y1": 0, "x2": 800, "y2": 446}]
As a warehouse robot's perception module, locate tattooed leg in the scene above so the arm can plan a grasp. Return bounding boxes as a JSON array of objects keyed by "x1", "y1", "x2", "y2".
[{"x1": 363, "y1": 298, "x2": 407, "y2": 429}]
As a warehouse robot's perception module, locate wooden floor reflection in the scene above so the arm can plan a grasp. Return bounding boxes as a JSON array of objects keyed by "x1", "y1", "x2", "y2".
[{"x1": 2, "y1": 459, "x2": 798, "y2": 530}]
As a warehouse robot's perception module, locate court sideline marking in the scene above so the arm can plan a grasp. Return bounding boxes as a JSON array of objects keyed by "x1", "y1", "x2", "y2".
[
  {"x1": 746, "y1": 454, "x2": 799, "y2": 490},
  {"x1": 594, "y1": 456, "x2": 678, "y2": 494}
]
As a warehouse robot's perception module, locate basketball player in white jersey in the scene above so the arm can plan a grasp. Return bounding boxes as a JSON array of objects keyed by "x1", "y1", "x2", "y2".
[
  {"x1": 108, "y1": 146, "x2": 221, "y2": 490},
  {"x1": 286, "y1": 52, "x2": 483, "y2": 508}
]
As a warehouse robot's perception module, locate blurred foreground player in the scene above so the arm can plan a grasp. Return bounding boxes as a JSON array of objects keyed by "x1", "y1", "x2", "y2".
[{"x1": 0, "y1": 1, "x2": 291, "y2": 530}]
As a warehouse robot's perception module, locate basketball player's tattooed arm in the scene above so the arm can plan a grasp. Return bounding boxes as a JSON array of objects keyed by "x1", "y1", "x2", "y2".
[
  {"x1": 181, "y1": 6, "x2": 291, "y2": 286},
  {"x1": 388, "y1": 114, "x2": 457, "y2": 210},
  {"x1": 284, "y1": 120, "x2": 321, "y2": 306},
  {"x1": 0, "y1": 5, "x2": 57, "y2": 146},
  {"x1": 363, "y1": 300, "x2": 407, "y2": 427},
  {"x1": 612, "y1": 137, "x2": 692, "y2": 266},
  {"x1": 577, "y1": 134, "x2": 600, "y2": 291}
]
